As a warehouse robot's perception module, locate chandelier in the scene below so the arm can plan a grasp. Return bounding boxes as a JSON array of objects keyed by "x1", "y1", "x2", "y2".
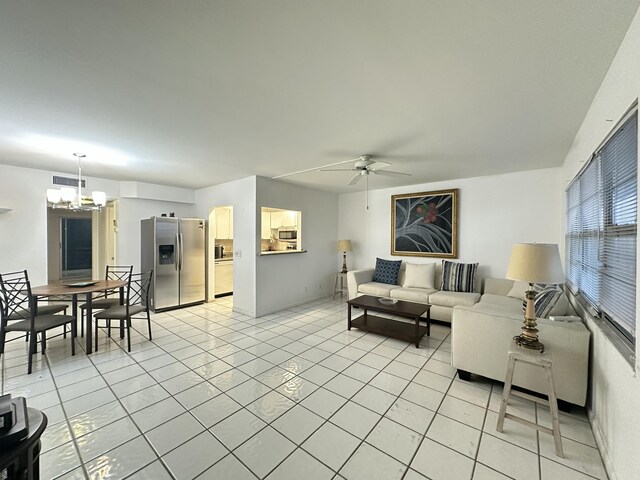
[{"x1": 46, "y1": 153, "x2": 107, "y2": 211}]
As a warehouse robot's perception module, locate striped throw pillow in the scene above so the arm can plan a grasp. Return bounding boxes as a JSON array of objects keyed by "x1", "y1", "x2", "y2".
[
  {"x1": 440, "y1": 261, "x2": 478, "y2": 293},
  {"x1": 522, "y1": 286, "x2": 563, "y2": 318}
]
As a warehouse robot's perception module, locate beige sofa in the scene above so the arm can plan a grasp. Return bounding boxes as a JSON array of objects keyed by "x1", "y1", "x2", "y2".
[
  {"x1": 452, "y1": 278, "x2": 590, "y2": 406},
  {"x1": 347, "y1": 262, "x2": 481, "y2": 323}
]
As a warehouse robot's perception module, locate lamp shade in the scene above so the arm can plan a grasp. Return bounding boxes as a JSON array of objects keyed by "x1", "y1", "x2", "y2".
[
  {"x1": 506, "y1": 243, "x2": 564, "y2": 284},
  {"x1": 92, "y1": 191, "x2": 107, "y2": 207},
  {"x1": 47, "y1": 189, "x2": 62, "y2": 204},
  {"x1": 337, "y1": 239, "x2": 352, "y2": 252}
]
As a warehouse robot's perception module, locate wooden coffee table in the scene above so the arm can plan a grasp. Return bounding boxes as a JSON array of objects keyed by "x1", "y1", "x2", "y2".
[{"x1": 347, "y1": 295, "x2": 431, "y2": 348}]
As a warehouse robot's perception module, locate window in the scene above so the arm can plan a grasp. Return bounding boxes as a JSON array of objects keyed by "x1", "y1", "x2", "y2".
[{"x1": 566, "y1": 109, "x2": 637, "y2": 344}]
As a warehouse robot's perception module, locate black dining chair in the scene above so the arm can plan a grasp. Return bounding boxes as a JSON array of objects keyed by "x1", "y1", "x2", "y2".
[
  {"x1": 93, "y1": 270, "x2": 153, "y2": 352},
  {"x1": 0, "y1": 270, "x2": 76, "y2": 374},
  {"x1": 78, "y1": 265, "x2": 133, "y2": 335}
]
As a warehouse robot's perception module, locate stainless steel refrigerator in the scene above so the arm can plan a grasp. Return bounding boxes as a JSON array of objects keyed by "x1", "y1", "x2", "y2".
[{"x1": 141, "y1": 217, "x2": 205, "y2": 311}]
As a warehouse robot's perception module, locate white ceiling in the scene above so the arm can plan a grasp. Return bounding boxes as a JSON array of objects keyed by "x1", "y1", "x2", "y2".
[{"x1": 0, "y1": 1, "x2": 638, "y2": 193}]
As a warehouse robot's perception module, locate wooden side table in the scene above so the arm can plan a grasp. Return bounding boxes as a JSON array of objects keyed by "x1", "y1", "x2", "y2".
[
  {"x1": 333, "y1": 273, "x2": 348, "y2": 299},
  {"x1": 496, "y1": 340, "x2": 563, "y2": 457}
]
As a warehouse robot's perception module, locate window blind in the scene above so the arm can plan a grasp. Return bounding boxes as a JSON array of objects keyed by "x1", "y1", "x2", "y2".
[{"x1": 565, "y1": 109, "x2": 637, "y2": 343}]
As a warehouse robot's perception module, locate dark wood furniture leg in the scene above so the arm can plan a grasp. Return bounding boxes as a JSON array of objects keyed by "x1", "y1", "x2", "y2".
[
  {"x1": 347, "y1": 303, "x2": 352, "y2": 330},
  {"x1": 427, "y1": 309, "x2": 431, "y2": 336},
  {"x1": 414, "y1": 315, "x2": 420, "y2": 348}
]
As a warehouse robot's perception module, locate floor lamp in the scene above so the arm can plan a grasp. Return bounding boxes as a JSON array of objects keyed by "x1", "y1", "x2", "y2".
[{"x1": 506, "y1": 243, "x2": 564, "y2": 352}]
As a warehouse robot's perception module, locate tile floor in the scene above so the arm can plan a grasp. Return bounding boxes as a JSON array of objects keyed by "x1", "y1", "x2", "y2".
[{"x1": 1, "y1": 296, "x2": 608, "y2": 480}]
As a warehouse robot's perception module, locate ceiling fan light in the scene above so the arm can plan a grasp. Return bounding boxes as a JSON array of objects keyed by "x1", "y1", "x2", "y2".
[
  {"x1": 92, "y1": 191, "x2": 107, "y2": 206},
  {"x1": 47, "y1": 188, "x2": 62, "y2": 204},
  {"x1": 60, "y1": 187, "x2": 76, "y2": 203}
]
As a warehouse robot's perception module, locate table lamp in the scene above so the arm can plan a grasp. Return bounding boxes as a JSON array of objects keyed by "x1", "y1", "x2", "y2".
[
  {"x1": 337, "y1": 240, "x2": 352, "y2": 274},
  {"x1": 505, "y1": 243, "x2": 564, "y2": 352}
]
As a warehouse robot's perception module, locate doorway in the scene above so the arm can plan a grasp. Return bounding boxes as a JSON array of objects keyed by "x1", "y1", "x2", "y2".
[
  {"x1": 60, "y1": 218, "x2": 92, "y2": 279},
  {"x1": 47, "y1": 201, "x2": 118, "y2": 283},
  {"x1": 207, "y1": 206, "x2": 234, "y2": 301}
]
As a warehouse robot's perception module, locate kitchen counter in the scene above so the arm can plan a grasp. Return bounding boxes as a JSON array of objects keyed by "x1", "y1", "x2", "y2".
[
  {"x1": 214, "y1": 256, "x2": 234, "y2": 263},
  {"x1": 259, "y1": 250, "x2": 307, "y2": 256}
]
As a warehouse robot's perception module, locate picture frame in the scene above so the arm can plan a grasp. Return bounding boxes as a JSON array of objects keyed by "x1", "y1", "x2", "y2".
[{"x1": 391, "y1": 188, "x2": 458, "y2": 258}]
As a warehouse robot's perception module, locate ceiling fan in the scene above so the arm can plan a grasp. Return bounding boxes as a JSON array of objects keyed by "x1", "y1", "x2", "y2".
[{"x1": 272, "y1": 154, "x2": 412, "y2": 185}]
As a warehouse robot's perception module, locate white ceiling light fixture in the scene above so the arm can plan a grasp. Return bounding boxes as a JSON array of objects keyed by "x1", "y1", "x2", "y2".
[{"x1": 46, "y1": 153, "x2": 107, "y2": 211}]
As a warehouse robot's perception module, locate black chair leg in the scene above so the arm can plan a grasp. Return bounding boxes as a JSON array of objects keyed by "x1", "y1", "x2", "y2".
[
  {"x1": 120, "y1": 319, "x2": 124, "y2": 339},
  {"x1": 28, "y1": 332, "x2": 36, "y2": 374},
  {"x1": 107, "y1": 319, "x2": 111, "y2": 338},
  {"x1": 81, "y1": 310, "x2": 85, "y2": 337},
  {"x1": 41, "y1": 331, "x2": 46, "y2": 353},
  {"x1": 126, "y1": 317, "x2": 131, "y2": 352},
  {"x1": 70, "y1": 321, "x2": 76, "y2": 356},
  {"x1": 63, "y1": 324, "x2": 67, "y2": 339},
  {"x1": 146, "y1": 310, "x2": 152, "y2": 341},
  {"x1": 0, "y1": 325, "x2": 6, "y2": 355},
  {"x1": 95, "y1": 320, "x2": 99, "y2": 352}
]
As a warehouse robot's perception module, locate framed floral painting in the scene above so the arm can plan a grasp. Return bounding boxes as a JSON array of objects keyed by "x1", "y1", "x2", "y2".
[{"x1": 391, "y1": 189, "x2": 458, "y2": 258}]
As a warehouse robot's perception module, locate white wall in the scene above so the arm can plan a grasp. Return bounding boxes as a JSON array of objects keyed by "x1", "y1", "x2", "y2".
[
  {"x1": 194, "y1": 176, "x2": 257, "y2": 317},
  {"x1": 338, "y1": 167, "x2": 563, "y2": 280},
  {"x1": 0, "y1": 164, "x2": 121, "y2": 284},
  {"x1": 255, "y1": 177, "x2": 339, "y2": 317},
  {"x1": 561, "y1": 6, "x2": 640, "y2": 480},
  {"x1": 0, "y1": 163, "x2": 196, "y2": 284},
  {"x1": 117, "y1": 198, "x2": 196, "y2": 272}
]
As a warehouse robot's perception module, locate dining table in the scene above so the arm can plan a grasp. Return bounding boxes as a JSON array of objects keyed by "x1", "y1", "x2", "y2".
[{"x1": 30, "y1": 279, "x2": 127, "y2": 354}]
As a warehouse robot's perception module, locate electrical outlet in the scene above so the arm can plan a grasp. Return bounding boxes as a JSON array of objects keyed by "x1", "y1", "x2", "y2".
[{"x1": 235, "y1": 250, "x2": 242, "y2": 257}]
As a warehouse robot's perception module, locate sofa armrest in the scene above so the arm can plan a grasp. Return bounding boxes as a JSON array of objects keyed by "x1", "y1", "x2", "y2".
[
  {"x1": 452, "y1": 305, "x2": 590, "y2": 406},
  {"x1": 347, "y1": 268, "x2": 374, "y2": 300}
]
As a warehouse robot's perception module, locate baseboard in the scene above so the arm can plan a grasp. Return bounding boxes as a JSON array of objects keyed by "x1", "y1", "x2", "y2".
[
  {"x1": 232, "y1": 306, "x2": 256, "y2": 317},
  {"x1": 588, "y1": 410, "x2": 618, "y2": 480},
  {"x1": 255, "y1": 294, "x2": 335, "y2": 318}
]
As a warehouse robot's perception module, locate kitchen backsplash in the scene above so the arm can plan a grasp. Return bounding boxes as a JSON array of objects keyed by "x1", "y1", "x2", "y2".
[{"x1": 214, "y1": 238, "x2": 233, "y2": 255}]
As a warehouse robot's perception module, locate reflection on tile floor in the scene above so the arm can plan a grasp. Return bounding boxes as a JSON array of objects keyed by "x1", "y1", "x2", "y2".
[{"x1": 1, "y1": 296, "x2": 608, "y2": 479}]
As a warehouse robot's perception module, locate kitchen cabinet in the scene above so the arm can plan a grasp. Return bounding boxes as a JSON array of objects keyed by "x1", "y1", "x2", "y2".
[
  {"x1": 261, "y1": 212, "x2": 271, "y2": 240},
  {"x1": 215, "y1": 208, "x2": 233, "y2": 239},
  {"x1": 214, "y1": 260, "x2": 233, "y2": 296}
]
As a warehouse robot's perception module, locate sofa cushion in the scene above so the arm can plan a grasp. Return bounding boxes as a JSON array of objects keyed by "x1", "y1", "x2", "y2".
[
  {"x1": 372, "y1": 258, "x2": 402, "y2": 285},
  {"x1": 429, "y1": 290, "x2": 480, "y2": 308},
  {"x1": 358, "y1": 282, "x2": 400, "y2": 297},
  {"x1": 441, "y1": 260, "x2": 478, "y2": 293},
  {"x1": 390, "y1": 287, "x2": 436, "y2": 303},
  {"x1": 479, "y1": 293, "x2": 523, "y2": 312},
  {"x1": 402, "y1": 263, "x2": 436, "y2": 289},
  {"x1": 506, "y1": 281, "x2": 529, "y2": 300}
]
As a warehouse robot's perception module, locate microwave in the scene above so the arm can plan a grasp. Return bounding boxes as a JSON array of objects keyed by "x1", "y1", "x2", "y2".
[{"x1": 278, "y1": 229, "x2": 297, "y2": 240}]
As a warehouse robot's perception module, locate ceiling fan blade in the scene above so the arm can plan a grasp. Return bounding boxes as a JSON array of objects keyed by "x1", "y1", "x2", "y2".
[
  {"x1": 348, "y1": 173, "x2": 363, "y2": 185},
  {"x1": 367, "y1": 161, "x2": 391, "y2": 171},
  {"x1": 319, "y1": 168, "x2": 356, "y2": 172},
  {"x1": 272, "y1": 159, "x2": 356, "y2": 179},
  {"x1": 373, "y1": 170, "x2": 412, "y2": 177}
]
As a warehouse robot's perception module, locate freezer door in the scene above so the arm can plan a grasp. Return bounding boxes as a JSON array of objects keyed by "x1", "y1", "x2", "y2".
[
  {"x1": 179, "y1": 218, "x2": 206, "y2": 305},
  {"x1": 154, "y1": 217, "x2": 180, "y2": 310}
]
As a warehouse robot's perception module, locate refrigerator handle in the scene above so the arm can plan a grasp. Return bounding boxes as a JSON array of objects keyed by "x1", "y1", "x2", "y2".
[
  {"x1": 175, "y1": 233, "x2": 180, "y2": 271},
  {"x1": 179, "y1": 232, "x2": 184, "y2": 272}
]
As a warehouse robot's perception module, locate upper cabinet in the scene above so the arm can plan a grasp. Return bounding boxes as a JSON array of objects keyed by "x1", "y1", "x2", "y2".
[
  {"x1": 261, "y1": 211, "x2": 271, "y2": 239},
  {"x1": 215, "y1": 207, "x2": 233, "y2": 239}
]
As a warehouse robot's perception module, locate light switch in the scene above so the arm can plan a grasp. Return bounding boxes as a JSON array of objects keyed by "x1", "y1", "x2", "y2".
[{"x1": 235, "y1": 250, "x2": 242, "y2": 258}]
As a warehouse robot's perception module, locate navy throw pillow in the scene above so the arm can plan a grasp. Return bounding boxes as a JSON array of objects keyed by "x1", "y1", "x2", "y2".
[{"x1": 372, "y1": 258, "x2": 402, "y2": 285}]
